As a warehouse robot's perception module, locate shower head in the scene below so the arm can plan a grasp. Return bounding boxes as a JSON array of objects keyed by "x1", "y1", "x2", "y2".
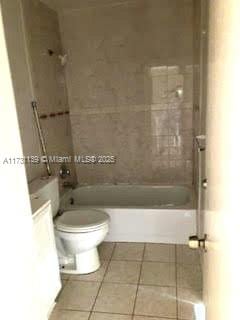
[
  {"x1": 58, "y1": 54, "x2": 67, "y2": 66},
  {"x1": 47, "y1": 49, "x2": 67, "y2": 66}
]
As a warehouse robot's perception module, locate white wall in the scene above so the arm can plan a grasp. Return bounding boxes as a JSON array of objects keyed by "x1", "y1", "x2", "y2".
[
  {"x1": 204, "y1": 0, "x2": 240, "y2": 319},
  {"x1": 1, "y1": 0, "x2": 45, "y2": 181},
  {"x1": 0, "y1": 1, "x2": 43, "y2": 318}
]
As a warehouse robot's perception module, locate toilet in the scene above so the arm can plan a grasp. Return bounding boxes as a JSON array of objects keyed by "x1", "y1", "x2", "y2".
[
  {"x1": 55, "y1": 208, "x2": 109, "y2": 274},
  {"x1": 29, "y1": 176, "x2": 110, "y2": 274}
]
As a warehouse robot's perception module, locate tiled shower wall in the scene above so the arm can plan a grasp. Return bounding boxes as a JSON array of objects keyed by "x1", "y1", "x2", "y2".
[
  {"x1": 59, "y1": 0, "x2": 194, "y2": 184},
  {"x1": 21, "y1": 0, "x2": 76, "y2": 187}
]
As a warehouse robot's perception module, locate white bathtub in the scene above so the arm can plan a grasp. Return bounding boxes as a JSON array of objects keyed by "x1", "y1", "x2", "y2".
[{"x1": 61, "y1": 185, "x2": 196, "y2": 244}]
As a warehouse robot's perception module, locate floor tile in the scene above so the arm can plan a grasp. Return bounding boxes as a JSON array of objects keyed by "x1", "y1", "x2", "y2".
[
  {"x1": 90, "y1": 312, "x2": 132, "y2": 320},
  {"x1": 94, "y1": 283, "x2": 137, "y2": 314},
  {"x1": 69, "y1": 261, "x2": 109, "y2": 282},
  {"x1": 133, "y1": 316, "x2": 171, "y2": 320},
  {"x1": 50, "y1": 310, "x2": 90, "y2": 320},
  {"x1": 134, "y1": 285, "x2": 177, "y2": 318},
  {"x1": 144, "y1": 244, "x2": 176, "y2": 263},
  {"x1": 104, "y1": 260, "x2": 141, "y2": 284},
  {"x1": 60, "y1": 279, "x2": 68, "y2": 289},
  {"x1": 177, "y1": 287, "x2": 203, "y2": 320},
  {"x1": 60, "y1": 273, "x2": 70, "y2": 280},
  {"x1": 140, "y1": 262, "x2": 176, "y2": 286},
  {"x1": 58, "y1": 280, "x2": 101, "y2": 311},
  {"x1": 112, "y1": 242, "x2": 144, "y2": 261},
  {"x1": 177, "y1": 264, "x2": 202, "y2": 289},
  {"x1": 176, "y1": 245, "x2": 200, "y2": 265},
  {"x1": 99, "y1": 242, "x2": 115, "y2": 260},
  {"x1": 53, "y1": 242, "x2": 203, "y2": 320}
]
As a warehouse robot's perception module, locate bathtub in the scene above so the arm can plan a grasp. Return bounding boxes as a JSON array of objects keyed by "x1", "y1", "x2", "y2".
[{"x1": 61, "y1": 185, "x2": 196, "y2": 244}]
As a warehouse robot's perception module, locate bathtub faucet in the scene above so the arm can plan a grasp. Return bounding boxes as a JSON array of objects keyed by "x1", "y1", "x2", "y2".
[{"x1": 62, "y1": 181, "x2": 76, "y2": 189}]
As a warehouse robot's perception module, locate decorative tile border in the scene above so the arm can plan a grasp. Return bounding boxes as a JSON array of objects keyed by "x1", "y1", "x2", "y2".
[{"x1": 39, "y1": 110, "x2": 69, "y2": 119}]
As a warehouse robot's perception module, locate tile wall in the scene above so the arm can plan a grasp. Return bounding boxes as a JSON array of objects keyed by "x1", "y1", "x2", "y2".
[
  {"x1": 59, "y1": 0, "x2": 195, "y2": 185},
  {"x1": 21, "y1": 0, "x2": 77, "y2": 187}
]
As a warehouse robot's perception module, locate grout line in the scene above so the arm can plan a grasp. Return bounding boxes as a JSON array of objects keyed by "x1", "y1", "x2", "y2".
[
  {"x1": 89, "y1": 242, "x2": 117, "y2": 319},
  {"x1": 111, "y1": 258, "x2": 147, "y2": 262},
  {"x1": 55, "y1": 243, "x2": 202, "y2": 320},
  {"x1": 55, "y1": 275, "x2": 70, "y2": 302},
  {"x1": 104, "y1": 242, "x2": 117, "y2": 275},
  {"x1": 62, "y1": 279, "x2": 183, "y2": 288},
  {"x1": 82, "y1": 281, "x2": 177, "y2": 287},
  {"x1": 91, "y1": 310, "x2": 177, "y2": 319},
  {"x1": 86, "y1": 309, "x2": 178, "y2": 319},
  {"x1": 132, "y1": 243, "x2": 146, "y2": 317},
  {"x1": 132, "y1": 313, "x2": 177, "y2": 320},
  {"x1": 62, "y1": 279, "x2": 179, "y2": 288},
  {"x1": 55, "y1": 308, "x2": 176, "y2": 320},
  {"x1": 111, "y1": 258, "x2": 182, "y2": 263},
  {"x1": 175, "y1": 244, "x2": 178, "y2": 319},
  {"x1": 135, "y1": 261, "x2": 177, "y2": 265},
  {"x1": 175, "y1": 262, "x2": 202, "y2": 266}
]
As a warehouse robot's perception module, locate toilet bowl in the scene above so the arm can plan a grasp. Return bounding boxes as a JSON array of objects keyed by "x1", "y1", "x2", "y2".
[
  {"x1": 28, "y1": 176, "x2": 110, "y2": 275},
  {"x1": 55, "y1": 209, "x2": 110, "y2": 274}
]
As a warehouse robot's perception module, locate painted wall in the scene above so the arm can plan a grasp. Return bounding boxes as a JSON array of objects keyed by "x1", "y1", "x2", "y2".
[
  {"x1": 2, "y1": 0, "x2": 45, "y2": 181},
  {"x1": 204, "y1": 1, "x2": 240, "y2": 318},
  {"x1": 0, "y1": 1, "x2": 45, "y2": 318},
  {"x1": 59, "y1": 0, "x2": 195, "y2": 185}
]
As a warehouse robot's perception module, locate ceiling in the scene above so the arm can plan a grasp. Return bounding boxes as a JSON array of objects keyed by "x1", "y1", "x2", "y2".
[{"x1": 40, "y1": 0, "x2": 134, "y2": 11}]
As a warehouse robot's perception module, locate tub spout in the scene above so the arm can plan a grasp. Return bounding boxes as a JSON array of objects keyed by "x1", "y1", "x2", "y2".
[{"x1": 62, "y1": 181, "x2": 76, "y2": 189}]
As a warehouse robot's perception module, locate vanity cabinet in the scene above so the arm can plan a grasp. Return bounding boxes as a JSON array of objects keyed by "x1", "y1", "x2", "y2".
[{"x1": 31, "y1": 198, "x2": 61, "y2": 318}]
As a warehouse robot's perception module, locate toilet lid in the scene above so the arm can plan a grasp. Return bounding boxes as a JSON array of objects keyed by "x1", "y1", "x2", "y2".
[{"x1": 55, "y1": 209, "x2": 109, "y2": 233}]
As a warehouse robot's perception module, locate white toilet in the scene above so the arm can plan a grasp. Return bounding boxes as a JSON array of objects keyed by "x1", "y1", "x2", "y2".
[{"x1": 29, "y1": 176, "x2": 110, "y2": 274}]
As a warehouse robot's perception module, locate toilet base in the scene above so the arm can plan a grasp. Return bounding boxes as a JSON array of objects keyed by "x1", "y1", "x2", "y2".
[{"x1": 59, "y1": 247, "x2": 100, "y2": 274}]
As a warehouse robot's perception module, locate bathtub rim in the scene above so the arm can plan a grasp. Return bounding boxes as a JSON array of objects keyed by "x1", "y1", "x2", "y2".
[{"x1": 60, "y1": 183, "x2": 196, "y2": 210}]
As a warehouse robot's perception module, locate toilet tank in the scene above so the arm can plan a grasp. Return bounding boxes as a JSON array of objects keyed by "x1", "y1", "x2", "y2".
[{"x1": 29, "y1": 176, "x2": 59, "y2": 217}]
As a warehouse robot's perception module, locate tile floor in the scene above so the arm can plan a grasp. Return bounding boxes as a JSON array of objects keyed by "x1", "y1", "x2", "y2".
[{"x1": 50, "y1": 242, "x2": 202, "y2": 320}]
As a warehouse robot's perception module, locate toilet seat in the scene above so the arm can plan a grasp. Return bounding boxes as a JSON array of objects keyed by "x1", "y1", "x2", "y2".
[{"x1": 55, "y1": 209, "x2": 109, "y2": 233}]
